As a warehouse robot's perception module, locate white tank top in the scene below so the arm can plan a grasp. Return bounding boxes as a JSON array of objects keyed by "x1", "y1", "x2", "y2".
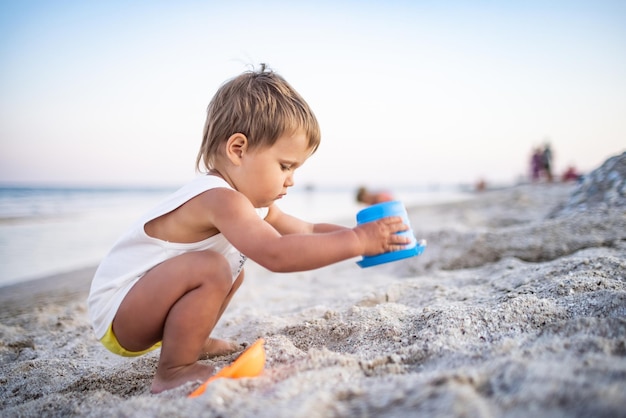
[{"x1": 87, "y1": 175, "x2": 268, "y2": 339}]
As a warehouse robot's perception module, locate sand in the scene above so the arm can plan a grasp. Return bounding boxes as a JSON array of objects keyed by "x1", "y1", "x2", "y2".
[{"x1": 1, "y1": 158, "x2": 625, "y2": 417}]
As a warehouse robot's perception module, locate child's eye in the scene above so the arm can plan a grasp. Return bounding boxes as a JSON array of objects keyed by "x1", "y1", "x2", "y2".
[{"x1": 280, "y1": 164, "x2": 292, "y2": 171}]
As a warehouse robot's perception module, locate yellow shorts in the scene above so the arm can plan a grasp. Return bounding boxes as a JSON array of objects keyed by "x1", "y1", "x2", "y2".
[{"x1": 100, "y1": 323, "x2": 162, "y2": 357}]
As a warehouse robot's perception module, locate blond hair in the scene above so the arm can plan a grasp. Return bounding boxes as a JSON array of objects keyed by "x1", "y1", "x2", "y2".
[{"x1": 196, "y1": 64, "x2": 321, "y2": 171}]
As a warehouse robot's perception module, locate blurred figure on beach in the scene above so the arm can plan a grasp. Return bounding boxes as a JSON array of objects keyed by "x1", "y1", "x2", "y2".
[
  {"x1": 542, "y1": 143, "x2": 554, "y2": 182},
  {"x1": 529, "y1": 143, "x2": 554, "y2": 183},
  {"x1": 356, "y1": 186, "x2": 394, "y2": 205},
  {"x1": 562, "y1": 165, "x2": 581, "y2": 182},
  {"x1": 475, "y1": 179, "x2": 487, "y2": 192},
  {"x1": 531, "y1": 147, "x2": 543, "y2": 182}
]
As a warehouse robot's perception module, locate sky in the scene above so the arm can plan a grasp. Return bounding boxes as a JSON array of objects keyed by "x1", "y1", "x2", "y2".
[{"x1": 1, "y1": 0, "x2": 625, "y2": 189}]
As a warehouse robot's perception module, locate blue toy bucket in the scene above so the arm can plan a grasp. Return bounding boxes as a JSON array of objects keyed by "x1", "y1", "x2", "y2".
[{"x1": 356, "y1": 201, "x2": 425, "y2": 268}]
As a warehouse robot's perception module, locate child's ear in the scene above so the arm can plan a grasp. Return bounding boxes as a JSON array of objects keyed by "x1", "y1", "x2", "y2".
[{"x1": 225, "y1": 133, "x2": 248, "y2": 165}]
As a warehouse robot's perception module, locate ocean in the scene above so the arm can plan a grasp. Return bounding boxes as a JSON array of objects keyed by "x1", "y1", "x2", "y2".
[{"x1": 0, "y1": 183, "x2": 471, "y2": 287}]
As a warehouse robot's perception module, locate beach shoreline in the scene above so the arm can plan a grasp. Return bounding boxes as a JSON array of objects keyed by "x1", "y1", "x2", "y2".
[
  {"x1": 1, "y1": 175, "x2": 625, "y2": 417},
  {"x1": 0, "y1": 266, "x2": 95, "y2": 322}
]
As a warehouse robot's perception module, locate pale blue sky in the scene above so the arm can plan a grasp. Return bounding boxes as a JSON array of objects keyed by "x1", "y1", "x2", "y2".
[{"x1": 1, "y1": 0, "x2": 625, "y2": 188}]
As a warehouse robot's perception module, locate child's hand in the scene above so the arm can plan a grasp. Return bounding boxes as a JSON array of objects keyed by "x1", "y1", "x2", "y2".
[{"x1": 352, "y1": 216, "x2": 411, "y2": 256}]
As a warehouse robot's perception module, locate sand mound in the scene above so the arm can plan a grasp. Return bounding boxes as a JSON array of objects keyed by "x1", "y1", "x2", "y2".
[{"x1": 555, "y1": 151, "x2": 626, "y2": 215}]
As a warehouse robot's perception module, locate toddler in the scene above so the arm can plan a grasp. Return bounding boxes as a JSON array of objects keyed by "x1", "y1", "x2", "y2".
[{"x1": 87, "y1": 65, "x2": 410, "y2": 393}]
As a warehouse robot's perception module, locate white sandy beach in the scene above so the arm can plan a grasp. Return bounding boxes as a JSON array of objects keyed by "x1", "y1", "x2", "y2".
[{"x1": 1, "y1": 153, "x2": 625, "y2": 417}]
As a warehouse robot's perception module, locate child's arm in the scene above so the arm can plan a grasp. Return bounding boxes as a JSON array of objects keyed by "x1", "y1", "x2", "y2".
[
  {"x1": 263, "y1": 203, "x2": 347, "y2": 235},
  {"x1": 206, "y1": 189, "x2": 409, "y2": 272}
]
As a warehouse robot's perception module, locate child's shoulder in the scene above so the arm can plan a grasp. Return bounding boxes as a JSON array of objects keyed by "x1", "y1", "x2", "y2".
[
  {"x1": 177, "y1": 175, "x2": 238, "y2": 208},
  {"x1": 144, "y1": 175, "x2": 234, "y2": 219}
]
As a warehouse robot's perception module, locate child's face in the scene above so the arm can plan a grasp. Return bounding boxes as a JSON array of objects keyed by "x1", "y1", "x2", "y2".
[{"x1": 237, "y1": 130, "x2": 312, "y2": 207}]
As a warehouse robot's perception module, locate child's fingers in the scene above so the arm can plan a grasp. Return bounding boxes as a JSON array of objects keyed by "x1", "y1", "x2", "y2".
[
  {"x1": 391, "y1": 234, "x2": 411, "y2": 244},
  {"x1": 378, "y1": 216, "x2": 410, "y2": 232}
]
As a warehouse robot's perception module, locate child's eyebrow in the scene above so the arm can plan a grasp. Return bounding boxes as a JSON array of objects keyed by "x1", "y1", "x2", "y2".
[{"x1": 280, "y1": 158, "x2": 301, "y2": 166}]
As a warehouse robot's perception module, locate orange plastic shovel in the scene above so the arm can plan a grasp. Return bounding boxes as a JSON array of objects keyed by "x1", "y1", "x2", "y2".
[{"x1": 188, "y1": 338, "x2": 266, "y2": 398}]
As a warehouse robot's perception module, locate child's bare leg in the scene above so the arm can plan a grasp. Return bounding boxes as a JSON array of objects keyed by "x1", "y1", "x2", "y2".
[
  {"x1": 200, "y1": 270, "x2": 245, "y2": 359},
  {"x1": 112, "y1": 250, "x2": 237, "y2": 393}
]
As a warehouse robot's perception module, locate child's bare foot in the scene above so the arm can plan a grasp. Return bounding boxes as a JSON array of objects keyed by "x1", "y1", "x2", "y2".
[
  {"x1": 151, "y1": 362, "x2": 215, "y2": 394},
  {"x1": 199, "y1": 337, "x2": 240, "y2": 359}
]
